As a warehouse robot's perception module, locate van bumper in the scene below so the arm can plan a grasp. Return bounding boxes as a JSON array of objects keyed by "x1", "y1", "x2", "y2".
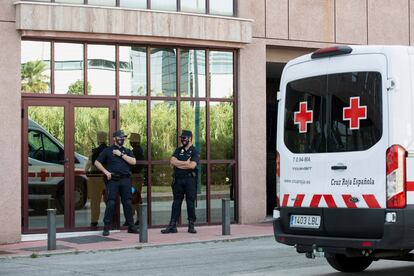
[{"x1": 273, "y1": 207, "x2": 414, "y2": 251}]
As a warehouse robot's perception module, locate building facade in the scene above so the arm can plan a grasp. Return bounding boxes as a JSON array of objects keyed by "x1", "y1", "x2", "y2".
[{"x1": 0, "y1": 0, "x2": 412, "y2": 244}]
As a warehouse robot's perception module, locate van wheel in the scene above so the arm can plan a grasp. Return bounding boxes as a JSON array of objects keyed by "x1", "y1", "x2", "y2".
[
  {"x1": 55, "y1": 180, "x2": 87, "y2": 212},
  {"x1": 326, "y1": 254, "x2": 373, "y2": 272}
]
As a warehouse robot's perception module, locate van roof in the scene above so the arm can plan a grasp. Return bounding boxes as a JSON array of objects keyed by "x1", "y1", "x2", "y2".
[{"x1": 288, "y1": 45, "x2": 414, "y2": 66}]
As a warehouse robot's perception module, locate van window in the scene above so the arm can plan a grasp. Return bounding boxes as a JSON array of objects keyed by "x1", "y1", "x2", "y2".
[
  {"x1": 29, "y1": 130, "x2": 63, "y2": 164},
  {"x1": 284, "y1": 72, "x2": 382, "y2": 153}
]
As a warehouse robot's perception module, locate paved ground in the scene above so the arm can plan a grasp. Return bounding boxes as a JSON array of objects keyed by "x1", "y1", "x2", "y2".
[
  {"x1": 0, "y1": 223, "x2": 273, "y2": 259},
  {"x1": 2, "y1": 236, "x2": 414, "y2": 276}
]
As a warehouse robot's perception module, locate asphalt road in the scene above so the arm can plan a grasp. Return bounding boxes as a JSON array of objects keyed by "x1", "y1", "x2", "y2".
[{"x1": 2, "y1": 237, "x2": 414, "y2": 275}]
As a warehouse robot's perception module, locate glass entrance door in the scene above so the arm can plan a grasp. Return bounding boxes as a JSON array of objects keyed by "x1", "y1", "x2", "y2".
[{"x1": 22, "y1": 99, "x2": 116, "y2": 233}]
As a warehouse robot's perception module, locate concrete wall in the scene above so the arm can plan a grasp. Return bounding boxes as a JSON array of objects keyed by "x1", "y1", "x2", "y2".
[
  {"x1": 238, "y1": 39, "x2": 267, "y2": 223},
  {"x1": 0, "y1": 0, "x2": 21, "y2": 244}
]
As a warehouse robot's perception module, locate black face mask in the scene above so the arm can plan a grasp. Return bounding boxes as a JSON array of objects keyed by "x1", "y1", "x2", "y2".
[
  {"x1": 116, "y1": 138, "x2": 125, "y2": 146},
  {"x1": 181, "y1": 137, "x2": 189, "y2": 147},
  {"x1": 130, "y1": 142, "x2": 138, "y2": 148}
]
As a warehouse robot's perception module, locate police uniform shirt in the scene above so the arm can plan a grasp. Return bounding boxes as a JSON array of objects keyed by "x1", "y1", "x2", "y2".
[
  {"x1": 96, "y1": 145, "x2": 135, "y2": 176},
  {"x1": 172, "y1": 145, "x2": 200, "y2": 176}
]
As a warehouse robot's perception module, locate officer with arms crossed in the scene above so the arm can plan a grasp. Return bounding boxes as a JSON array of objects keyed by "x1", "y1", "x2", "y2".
[
  {"x1": 161, "y1": 130, "x2": 200, "y2": 234},
  {"x1": 94, "y1": 130, "x2": 139, "y2": 236}
]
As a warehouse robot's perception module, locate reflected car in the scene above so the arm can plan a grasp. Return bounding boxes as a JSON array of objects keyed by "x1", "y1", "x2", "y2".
[{"x1": 28, "y1": 119, "x2": 88, "y2": 213}]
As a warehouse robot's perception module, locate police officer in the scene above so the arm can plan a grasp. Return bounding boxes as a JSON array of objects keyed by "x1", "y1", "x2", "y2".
[
  {"x1": 161, "y1": 130, "x2": 199, "y2": 234},
  {"x1": 94, "y1": 130, "x2": 139, "y2": 236}
]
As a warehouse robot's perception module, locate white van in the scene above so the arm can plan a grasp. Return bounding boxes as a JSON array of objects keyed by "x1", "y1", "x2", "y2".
[
  {"x1": 274, "y1": 45, "x2": 414, "y2": 272},
  {"x1": 28, "y1": 119, "x2": 88, "y2": 212}
]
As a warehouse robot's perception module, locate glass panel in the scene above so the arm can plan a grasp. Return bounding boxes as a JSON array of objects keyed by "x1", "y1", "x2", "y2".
[
  {"x1": 151, "y1": 164, "x2": 174, "y2": 226},
  {"x1": 181, "y1": 164, "x2": 207, "y2": 224},
  {"x1": 74, "y1": 107, "x2": 110, "y2": 227},
  {"x1": 21, "y1": 41, "x2": 51, "y2": 94},
  {"x1": 181, "y1": 101, "x2": 206, "y2": 159},
  {"x1": 209, "y1": 51, "x2": 233, "y2": 98},
  {"x1": 210, "y1": 102, "x2": 234, "y2": 159},
  {"x1": 120, "y1": 0, "x2": 147, "y2": 8},
  {"x1": 151, "y1": 101, "x2": 177, "y2": 160},
  {"x1": 55, "y1": 0, "x2": 84, "y2": 3},
  {"x1": 88, "y1": 45, "x2": 116, "y2": 95},
  {"x1": 55, "y1": 42, "x2": 84, "y2": 94},
  {"x1": 284, "y1": 75, "x2": 327, "y2": 153},
  {"x1": 181, "y1": 0, "x2": 205, "y2": 13},
  {"x1": 210, "y1": 163, "x2": 235, "y2": 223},
  {"x1": 120, "y1": 100, "x2": 148, "y2": 160},
  {"x1": 328, "y1": 72, "x2": 382, "y2": 152},
  {"x1": 180, "y1": 49, "x2": 206, "y2": 98},
  {"x1": 209, "y1": 0, "x2": 234, "y2": 16},
  {"x1": 27, "y1": 106, "x2": 65, "y2": 229},
  {"x1": 120, "y1": 46, "x2": 147, "y2": 96},
  {"x1": 150, "y1": 48, "x2": 176, "y2": 97},
  {"x1": 151, "y1": 0, "x2": 176, "y2": 11},
  {"x1": 88, "y1": 0, "x2": 116, "y2": 6}
]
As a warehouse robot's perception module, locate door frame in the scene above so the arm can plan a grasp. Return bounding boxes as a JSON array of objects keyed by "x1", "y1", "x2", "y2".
[{"x1": 22, "y1": 97, "x2": 117, "y2": 233}]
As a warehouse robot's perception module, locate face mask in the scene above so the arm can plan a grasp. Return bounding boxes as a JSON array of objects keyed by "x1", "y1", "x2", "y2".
[
  {"x1": 116, "y1": 138, "x2": 125, "y2": 146},
  {"x1": 181, "y1": 137, "x2": 189, "y2": 146},
  {"x1": 130, "y1": 143, "x2": 138, "y2": 148}
]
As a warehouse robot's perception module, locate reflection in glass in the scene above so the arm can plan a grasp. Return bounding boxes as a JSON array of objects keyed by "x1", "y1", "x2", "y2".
[
  {"x1": 151, "y1": 48, "x2": 176, "y2": 97},
  {"x1": 27, "y1": 106, "x2": 65, "y2": 229},
  {"x1": 210, "y1": 102, "x2": 234, "y2": 159},
  {"x1": 210, "y1": 0, "x2": 234, "y2": 16},
  {"x1": 88, "y1": 0, "x2": 115, "y2": 6},
  {"x1": 181, "y1": 101, "x2": 206, "y2": 159},
  {"x1": 120, "y1": 47, "x2": 147, "y2": 96},
  {"x1": 55, "y1": 0, "x2": 84, "y2": 3},
  {"x1": 180, "y1": 49, "x2": 206, "y2": 98},
  {"x1": 210, "y1": 163, "x2": 235, "y2": 223},
  {"x1": 182, "y1": 164, "x2": 207, "y2": 224},
  {"x1": 21, "y1": 41, "x2": 51, "y2": 93},
  {"x1": 209, "y1": 51, "x2": 233, "y2": 98},
  {"x1": 151, "y1": 101, "x2": 177, "y2": 160},
  {"x1": 151, "y1": 164, "x2": 174, "y2": 226},
  {"x1": 55, "y1": 43, "x2": 84, "y2": 94},
  {"x1": 151, "y1": 0, "x2": 176, "y2": 11},
  {"x1": 181, "y1": 0, "x2": 206, "y2": 13},
  {"x1": 120, "y1": 100, "x2": 148, "y2": 159},
  {"x1": 74, "y1": 107, "x2": 109, "y2": 227},
  {"x1": 88, "y1": 45, "x2": 116, "y2": 95},
  {"x1": 120, "y1": 0, "x2": 147, "y2": 8}
]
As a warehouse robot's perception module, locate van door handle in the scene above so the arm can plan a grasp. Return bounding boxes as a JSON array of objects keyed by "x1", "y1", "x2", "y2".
[{"x1": 331, "y1": 165, "x2": 347, "y2": 170}]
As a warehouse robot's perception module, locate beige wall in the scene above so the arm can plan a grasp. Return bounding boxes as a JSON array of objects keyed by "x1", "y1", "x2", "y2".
[
  {"x1": 238, "y1": 39, "x2": 267, "y2": 223},
  {"x1": 0, "y1": 4, "x2": 21, "y2": 243}
]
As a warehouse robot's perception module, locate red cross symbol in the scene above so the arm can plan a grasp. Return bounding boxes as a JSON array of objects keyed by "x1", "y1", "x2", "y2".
[
  {"x1": 294, "y1": 102, "x2": 313, "y2": 133},
  {"x1": 37, "y1": 168, "x2": 50, "y2": 182},
  {"x1": 343, "y1": 97, "x2": 367, "y2": 130}
]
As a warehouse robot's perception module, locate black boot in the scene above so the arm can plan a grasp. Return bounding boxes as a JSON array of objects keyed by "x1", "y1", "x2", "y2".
[
  {"x1": 161, "y1": 220, "x2": 177, "y2": 234},
  {"x1": 188, "y1": 221, "x2": 197, "y2": 234}
]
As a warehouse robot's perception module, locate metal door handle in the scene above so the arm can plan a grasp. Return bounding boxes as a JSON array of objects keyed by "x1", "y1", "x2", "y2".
[{"x1": 331, "y1": 165, "x2": 347, "y2": 170}]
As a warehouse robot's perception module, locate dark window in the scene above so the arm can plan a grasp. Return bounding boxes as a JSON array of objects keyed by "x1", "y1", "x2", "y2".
[
  {"x1": 284, "y1": 72, "x2": 382, "y2": 153},
  {"x1": 28, "y1": 130, "x2": 63, "y2": 164}
]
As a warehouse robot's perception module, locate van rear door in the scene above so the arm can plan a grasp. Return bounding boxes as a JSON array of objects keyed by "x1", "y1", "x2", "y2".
[{"x1": 279, "y1": 53, "x2": 388, "y2": 211}]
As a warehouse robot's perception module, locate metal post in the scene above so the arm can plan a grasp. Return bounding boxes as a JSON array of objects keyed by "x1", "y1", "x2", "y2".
[
  {"x1": 139, "y1": 203, "x2": 148, "y2": 243},
  {"x1": 47, "y1": 209, "x2": 56, "y2": 250},
  {"x1": 222, "y1": 198, "x2": 231, "y2": 235}
]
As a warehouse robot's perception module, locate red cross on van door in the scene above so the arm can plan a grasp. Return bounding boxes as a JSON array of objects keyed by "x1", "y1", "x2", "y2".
[
  {"x1": 343, "y1": 97, "x2": 367, "y2": 130},
  {"x1": 294, "y1": 102, "x2": 313, "y2": 133},
  {"x1": 37, "y1": 168, "x2": 50, "y2": 182}
]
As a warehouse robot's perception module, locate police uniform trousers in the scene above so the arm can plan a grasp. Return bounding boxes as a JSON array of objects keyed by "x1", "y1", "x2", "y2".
[
  {"x1": 103, "y1": 177, "x2": 134, "y2": 227},
  {"x1": 87, "y1": 175, "x2": 106, "y2": 224},
  {"x1": 171, "y1": 175, "x2": 197, "y2": 222}
]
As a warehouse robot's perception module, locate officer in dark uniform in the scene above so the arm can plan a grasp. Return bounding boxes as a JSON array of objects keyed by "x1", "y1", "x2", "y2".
[
  {"x1": 161, "y1": 130, "x2": 200, "y2": 234},
  {"x1": 94, "y1": 130, "x2": 139, "y2": 236}
]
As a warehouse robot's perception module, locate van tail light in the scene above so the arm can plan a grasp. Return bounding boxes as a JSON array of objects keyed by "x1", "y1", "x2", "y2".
[
  {"x1": 276, "y1": 151, "x2": 280, "y2": 207},
  {"x1": 386, "y1": 145, "x2": 406, "y2": 209}
]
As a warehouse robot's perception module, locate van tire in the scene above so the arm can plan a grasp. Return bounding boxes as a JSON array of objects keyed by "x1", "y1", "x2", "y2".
[
  {"x1": 326, "y1": 254, "x2": 373, "y2": 272},
  {"x1": 55, "y1": 179, "x2": 87, "y2": 212}
]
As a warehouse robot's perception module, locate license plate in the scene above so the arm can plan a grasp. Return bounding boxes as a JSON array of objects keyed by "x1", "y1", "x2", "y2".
[{"x1": 290, "y1": 215, "x2": 321, "y2": 229}]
